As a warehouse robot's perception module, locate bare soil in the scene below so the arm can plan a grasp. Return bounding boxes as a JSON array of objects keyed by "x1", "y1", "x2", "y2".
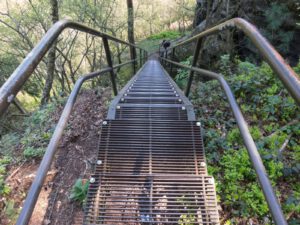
[{"x1": 1, "y1": 88, "x2": 111, "y2": 225}]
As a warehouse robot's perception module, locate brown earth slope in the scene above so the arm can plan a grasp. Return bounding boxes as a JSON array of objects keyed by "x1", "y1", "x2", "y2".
[{"x1": 1, "y1": 88, "x2": 111, "y2": 225}]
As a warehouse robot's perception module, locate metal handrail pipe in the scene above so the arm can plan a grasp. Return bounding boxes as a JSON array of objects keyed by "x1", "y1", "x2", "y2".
[
  {"x1": 160, "y1": 57, "x2": 287, "y2": 225},
  {"x1": 16, "y1": 64, "x2": 122, "y2": 225},
  {"x1": 111, "y1": 58, "x2": 146, "y2": 71},
  {"x1": 113, "y1": 59, "x2": 137, "y2": 70},
  {"x1": 0, "y1": 19, "x2": 146, "y2": 116},
  {"x1": 171, "y1": 18, "x2": 300, "y2": 104}
]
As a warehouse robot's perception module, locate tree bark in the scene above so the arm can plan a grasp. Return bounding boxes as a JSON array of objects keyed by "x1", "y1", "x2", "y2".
[
  {"x1": 126, "y1": 0, "x2": 136, "y2": 61},
  {"x1": 41, "y1": 0, "x2": 59, "y2": 106}
]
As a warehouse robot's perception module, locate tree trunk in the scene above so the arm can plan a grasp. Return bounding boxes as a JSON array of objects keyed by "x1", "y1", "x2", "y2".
[
  {"x1": 126, "y1": 0, "x2": 136, "y2": 61},
  {"x1": 41, "y1": 0, "x2": 59, "y2": 106}
]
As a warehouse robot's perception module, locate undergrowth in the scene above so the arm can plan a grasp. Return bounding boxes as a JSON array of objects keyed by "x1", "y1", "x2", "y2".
[
  {"x1": 0, "y1": 101, "x2": 63, "y2": 198},
  {"x1": 175, "y1": 56, "x2": 300, "y2": 224},
  {"x1": 1, "y1": 101, "x2": 63, "y2": 159}
]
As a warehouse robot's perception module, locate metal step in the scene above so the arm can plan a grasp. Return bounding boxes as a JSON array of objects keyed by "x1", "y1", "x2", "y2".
[
  {"x1": 84, "y1": 175, "x2": 219, "y2": 225},
  {"x1": 115, "y1": 106, "x2": 188, "y2": 120},
  {"x1": 95, "y1": 120, "x2": 206, "y2": 175}
]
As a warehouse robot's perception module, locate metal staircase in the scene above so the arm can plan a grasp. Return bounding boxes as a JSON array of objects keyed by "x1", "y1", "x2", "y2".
[
  {"x1": 1, "y1": 18, "x2": 299, "y2": 225},
  {"x1": 83, "y1": 60, "x2": 219, "y2": 224}
]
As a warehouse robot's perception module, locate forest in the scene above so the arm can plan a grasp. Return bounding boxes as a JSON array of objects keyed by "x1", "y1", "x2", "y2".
[{"x1": 0, "y1": 0, "x2": 299, "y2": 224}]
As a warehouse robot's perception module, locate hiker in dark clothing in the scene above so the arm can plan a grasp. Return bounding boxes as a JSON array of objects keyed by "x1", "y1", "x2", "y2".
[
  {"x1": 162, "y1": 40, "x2": 171, "y2": 51},
  {"x1": 160, "y1": 40, "x2": 171, "y2": 57}
]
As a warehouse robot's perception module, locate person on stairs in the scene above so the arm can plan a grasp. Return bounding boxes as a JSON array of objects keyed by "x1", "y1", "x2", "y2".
[{"x1": 160, "y1": 40, "x2": 171, "y2": 57}]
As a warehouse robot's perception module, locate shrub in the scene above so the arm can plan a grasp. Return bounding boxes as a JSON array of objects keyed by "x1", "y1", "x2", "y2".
[
  {"x1": 0, "y1": 156, "x2": 11, "y2": 196},
  {"x1": 148, "y1": 30, "x2": 181, "y2": 40},
  {"x1": 190, "y1": 58, "x2": 300, "y2": 222},
  {"x1": 174, "y1": 56, "x2": 192, "y2": 89},
  {"x1": 69, "y1": 178, "x2": 89, "y2": 205},
  {"x1": 19, "y1": 102, "x2": 57, "y2": 159},
  {"x1": 23, "y1": 147, "x2": 45, "y2": 159}
]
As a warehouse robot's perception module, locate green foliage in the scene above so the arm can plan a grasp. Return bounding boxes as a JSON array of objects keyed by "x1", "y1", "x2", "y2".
[
  {"x1": 229, "y1": 61, "x2": 298, "y2": 123},
  {"x1": 138, "y1": 38, "x2": 163, "y2": 54},
  {"x1": 178, "y1": 213, "x2": 195, "y2": 225},
  {"x1": 283, "y1": 183, "x2": 300, "y2": 219},
  {"x1": 19, "y1": 103, "x2": 57, "y2": 159},
  {"x1": 219, "y1": 54, "x2": 235, "y2": 76},
  {"x1": 174, "y1": 56, "x2": 192, "y2": 89},
  {"x1": 148, "y1": 30, "x2": 181, "y2": 40},
  {"x1": 0, "y1": 101, "x2": 58, "y2": 161},
  {"x1": 189, "y1": 58, "x2": 300, "y2": 222},
  {"x1": 264, "y1": 3, "x2": 295, "y2": 53},
  {"x1": 116, "y1": 64, "x2": 134, "y2": 87},
  {"x1": 69, "y1": 179, "x2": 89, "y2": 205},
  {"x1": 0, "y1": 134, "x2": 20, "y2": 156},
  {"x1": 219, "y1": 148, "x2": 282, "y2": 217},
  {"x1": 177, "y1": 195, "x2": 196, "y2": 225},
  {"x1": 139, "y1": 30, "x2": 184, "y2": 54},
  {"x1": 0, "y1": 54, "x2": 19, "y2": 87},
  {"x1": 23, "y1": 147, "x2": 45, "y2": 159},
  {"x1": 3, "y1": 200, "x2": 20, "y2": 222},
  {"x1": 0, "y1": 156, "x2": 11, "y2": 197}
]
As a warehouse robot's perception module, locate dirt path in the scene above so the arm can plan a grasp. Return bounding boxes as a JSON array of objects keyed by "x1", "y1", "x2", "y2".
[
  {"x1": 39, "y1": 88, "x2": 111, "y2": 225},
  {"x1": 1, "y1": 88, "x2": 111, "y2": 225}
]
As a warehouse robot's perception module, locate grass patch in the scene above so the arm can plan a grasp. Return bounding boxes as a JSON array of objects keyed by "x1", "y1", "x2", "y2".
[
  {"x1": 138, "y1": 30, "x2": 183, "y2": 54},
  {"x1": 147, "y1": 30, "x2": 181, "y2": 40}
]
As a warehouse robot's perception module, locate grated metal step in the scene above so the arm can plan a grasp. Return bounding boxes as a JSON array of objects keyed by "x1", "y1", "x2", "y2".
[
  {"x1": 115, "y1": 106, "x2": 188, "y2": 120},
  {"x1": 84, "y1": 175, "x2": 219, "y2": 225},
  {"x1": 96, "y1": 120, "x2": 206, "y2": 175},
  {"x1": 121, "y1": 96, "x2": 182, "y2": 104}
]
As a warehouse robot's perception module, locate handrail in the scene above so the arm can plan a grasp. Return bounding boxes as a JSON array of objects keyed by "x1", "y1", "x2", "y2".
[
  {"x1": 0, "y1": 19, "x2": 147, "y2": 116},
  {"x1": 15, "y1": 59, "x2": 139, "y2": 225},
  {"x1": 169, "y1": 18, "x2": 300, "y2": 103},
  {"x1": 160, "y1": 57, "x2": 288, "y2": 225}
]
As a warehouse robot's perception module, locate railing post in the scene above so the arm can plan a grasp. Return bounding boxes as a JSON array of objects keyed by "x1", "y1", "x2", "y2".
[
  {"x1": 185, "y1": 38, "x2": 202, "y2": 97},
  {"x1": 162, "y1": 50, "x2": 166, "y2": 67},
  {"x1": 130, "y1": 46, "x2": 137, "y2": 74},
  {"x1": 102, "y1": 37, "x2": 118, "y2": 96},
  {"x1": 139, "y1": 49, "x2": 142, "y2": 67},
  {"x1": 170, "y1": 48, "x2": 175, "y2": 75}
]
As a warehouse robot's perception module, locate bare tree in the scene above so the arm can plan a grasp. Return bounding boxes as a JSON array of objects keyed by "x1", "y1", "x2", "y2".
[
  {"x1": 40, "y1": 0, "x2": 58, "y2": 106},
  {"x1": 126, "y1": 0, "x2": 136, "y2": 60}
]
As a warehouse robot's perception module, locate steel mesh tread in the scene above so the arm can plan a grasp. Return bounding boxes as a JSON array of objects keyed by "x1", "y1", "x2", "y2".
[
  {"x1": 84, "y1": 174, "x2": 219, "y2": 225},
  {"x1": 115, "y1": 107, "x2": 188, "y2": 120},
  {"x1": 95, "y1": 120, "x2": 206, "y2": 175}
]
